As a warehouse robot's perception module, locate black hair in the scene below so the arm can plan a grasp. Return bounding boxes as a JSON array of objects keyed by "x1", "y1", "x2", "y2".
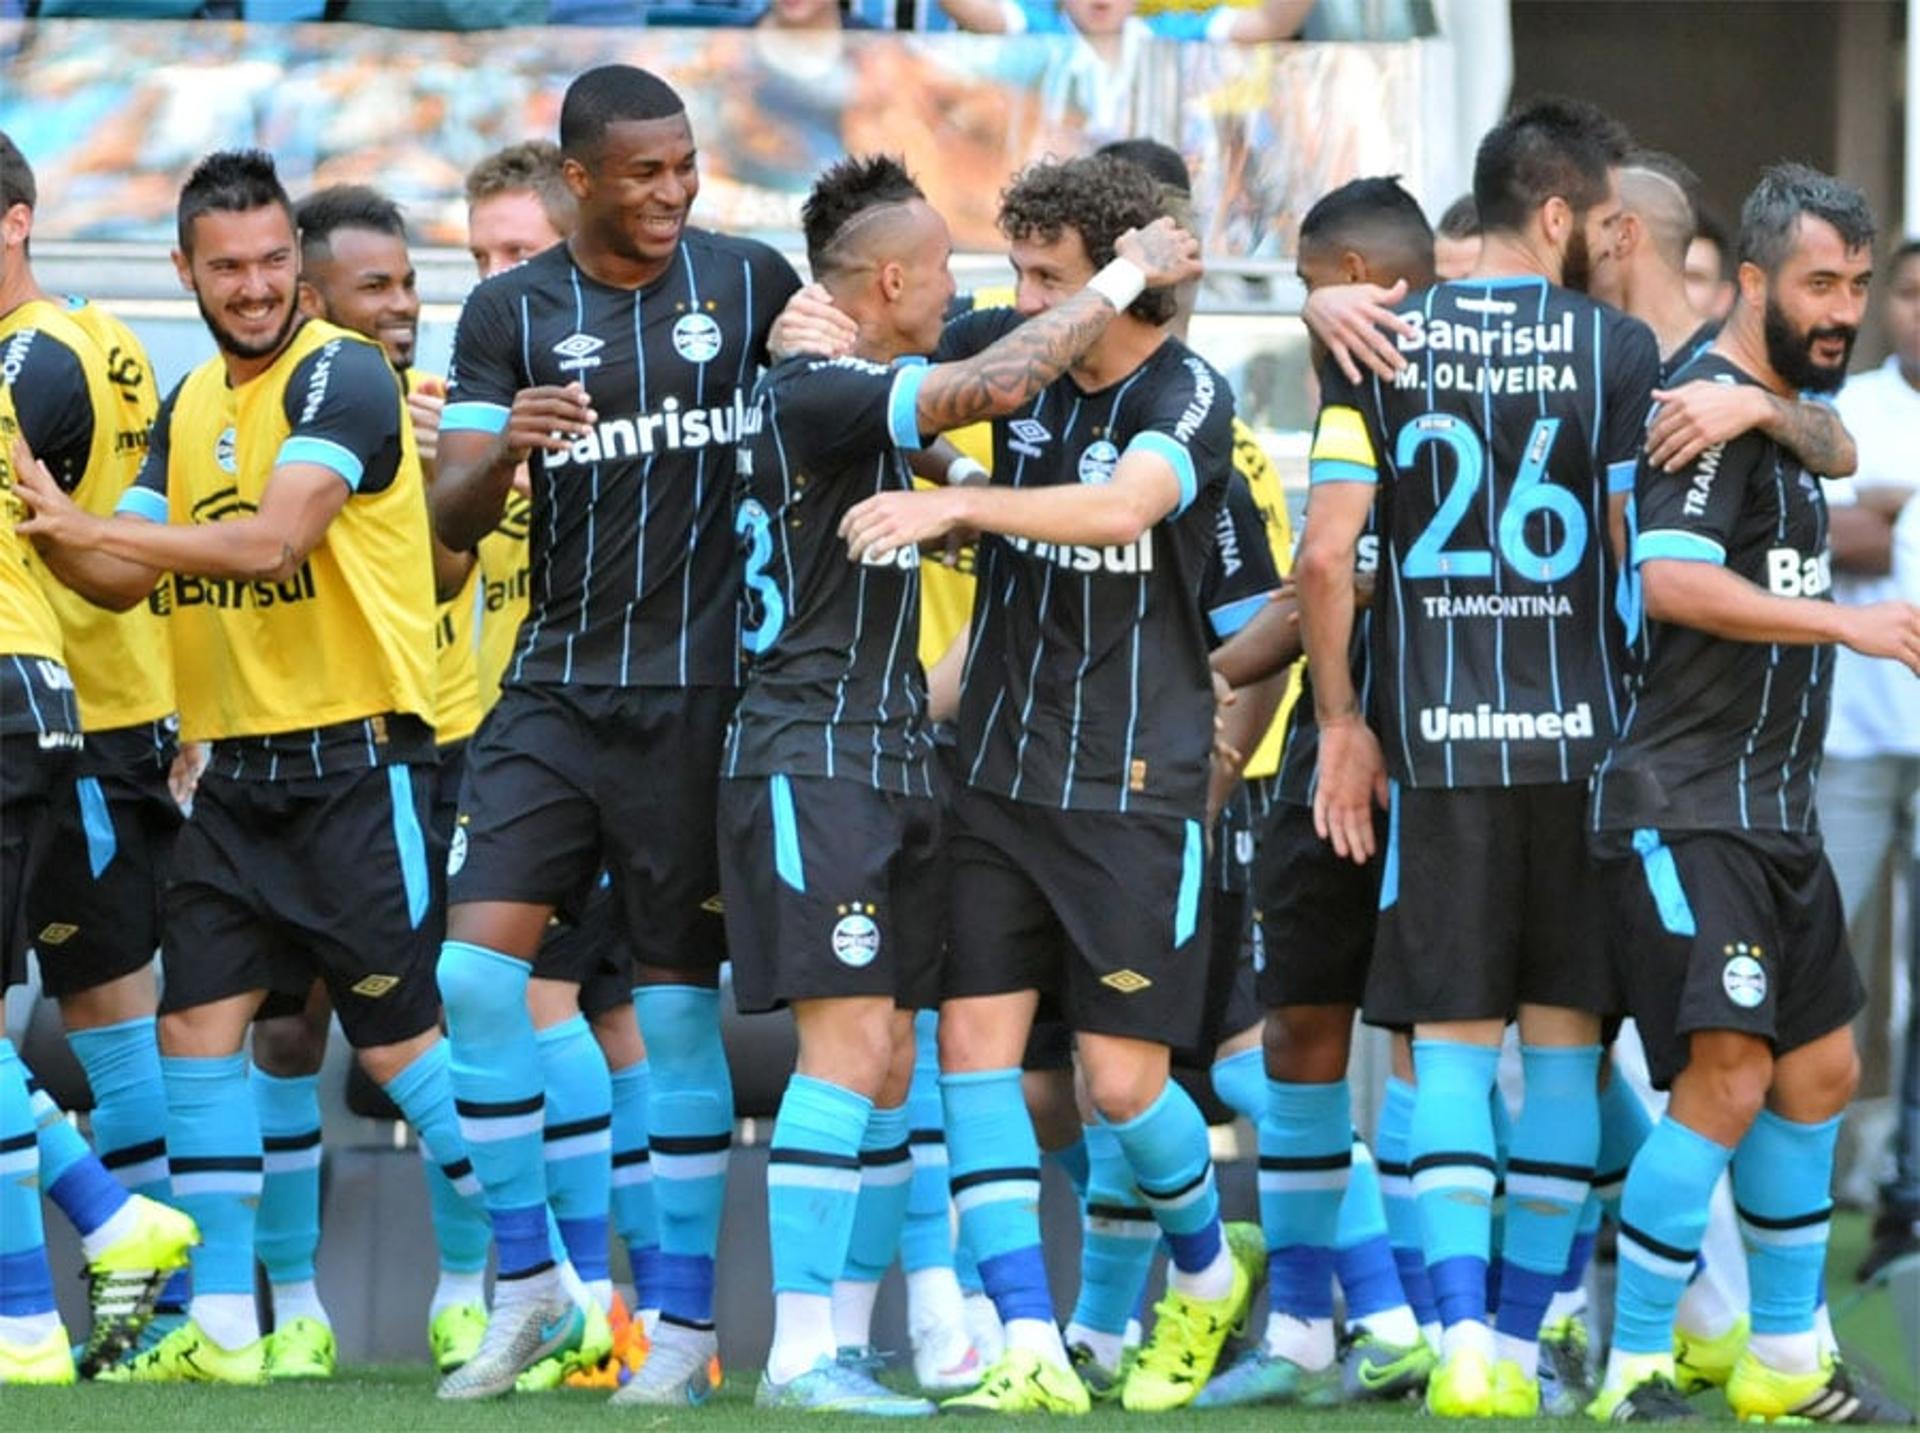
[
  {"x1": 1094, "y1": 138, "x2": 1191, "y2": 197},
  {"x1": 0, "y1": 132, "x2": 34, "y2": 213},
  {"x1": 1472, "y1": 95, "x2": 1630, "y2": 233},
  {"x1": 177, "y1": 148, "x2": 293, "y2": 254},
  {"x1": 1891, "y1": 237, "x2": 1920, "y2": 278},
  {"x1": 1738, "y1": 161, "x2": 1876, "y2": 274},
  {"x1": 999, "y1": 154, "x2": 1179, "y2": 326},
  {"x1": 1299, "y1": 176, "x2": 1434, "y2": 278},
  {"x1": 1693, "y1": 209, "x2": 1732, "y2": 275},
  {"x1": 1436, "y1": 193, "x2": 1479, "y2": 240},
  {"x1": 295, "y1": 184, "x2": 406, "y2": 266},
  {"x1": 559, "y1": 65, "x2": 686, "y2": 163},
  {"x1": 802, "y1": 153, "x2": 925, "y2": 279},
  {"x1": 465, "y1": 139, "x2": 577, "y2": 233}
]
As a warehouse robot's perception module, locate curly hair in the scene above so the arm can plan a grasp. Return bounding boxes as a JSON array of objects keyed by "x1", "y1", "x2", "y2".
[{"x1": 999, "y1": 155, "x2": 1179, "y2": 326}]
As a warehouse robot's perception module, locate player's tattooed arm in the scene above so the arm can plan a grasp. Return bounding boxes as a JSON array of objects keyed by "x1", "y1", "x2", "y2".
[
  {"x1": 1646, "y1": 381, "x2": 1858, "y2": 476},
  {"x1": 911, "y1": 217, "x2": 1202, "y2": 436}
]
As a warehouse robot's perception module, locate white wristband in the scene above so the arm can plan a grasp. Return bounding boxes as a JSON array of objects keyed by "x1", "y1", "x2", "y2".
[
  {"x1": 1086, "y1": 256, "x2": 1148, "y2": 313},
  {"x1": 946, "y1": 455, "x2": 990, "y2": 487}
]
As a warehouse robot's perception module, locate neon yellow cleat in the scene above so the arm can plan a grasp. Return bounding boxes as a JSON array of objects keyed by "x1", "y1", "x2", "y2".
[
  {"x1": 515, "y1": 1293, "x2": 610, "y2": 1391},
  {"x1": 1120, "y1": 1220, "x2": 1263, "y2": 1413},
  {"x1": 1673, "y1": 1315, "x2": 1748, "y2": 1395},
  {"x1": 0, "y1": 1322, "x2": 77, "y2": 1385},
  {"x1": 940, "y1": 1347, "x2": 1091, "y2": 1416},
  {"x1": 1726, "y1": 1350, "x2": 1914, "y2": 1424},
  {"x1": 96, "y1": 1316, "x2": 266, "y2": 1385},
  {"x1": 78, "y1": 1194, "x2": 199, "y2": 1377},
  {"x1": 1425, "y1": 1343, "x2": 1495, "y2": 1418},
  {"x1": 264, "y1": 1316, "x2": 336, "y2": 1381},
  {"x1": 429, "y1": 1300, "x2": 488, "y2": 1374},
  {"x1": 1489, "y1": 1357, "x2": 1542, "y2": 1417},
  {"x1": 1586, "y1": 1357, "x2": 1699, "y2": 1424}
]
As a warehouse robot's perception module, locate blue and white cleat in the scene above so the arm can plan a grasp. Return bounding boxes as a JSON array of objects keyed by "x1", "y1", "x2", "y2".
[{"x1": 755, "y1": 1354, "x2": 936, "y2": 1416}]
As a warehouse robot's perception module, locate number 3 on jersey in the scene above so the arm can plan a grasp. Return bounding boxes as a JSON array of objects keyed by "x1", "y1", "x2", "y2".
[
  {"x1": 737, "y1": 498, "x2": 785, "y2": 654},
  {"x1": 1397, "y1": 413, "x2": 1587, "y2": 583}
]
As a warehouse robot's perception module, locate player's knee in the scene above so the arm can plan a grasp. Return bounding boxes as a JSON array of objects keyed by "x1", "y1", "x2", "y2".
[
  {"x1": 252, "y1": 1017, "x2": 327, "y2": 1077},
  {"x1": 1775, "y1": 1032, "x2": 1859, "y2": 1119},
  {"x1": 1083, "y1": 1065, "x2": 1164, "y2": 1126},
  {"x1": 1677, "y1": 1036, "x2": 1771, "y2": 1135},
  {"x1": 436, "y1": 942, "x2": 520, "y2": 1021},
  {"x1": 1262, "y1": 1006, "x2": 1350, "y2": 1082}
]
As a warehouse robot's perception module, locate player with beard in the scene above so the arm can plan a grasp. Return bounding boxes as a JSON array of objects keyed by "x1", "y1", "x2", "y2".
[
  {"x1": 12, "y1": 149, "x2": 478, "y2": 1386},
  {"x1": 1587, "y1": 164, "x2": 1918, "y2": 1427},
  {"x1": 1296, "y1": 97, "x2": 1660, "y2": 1419}
]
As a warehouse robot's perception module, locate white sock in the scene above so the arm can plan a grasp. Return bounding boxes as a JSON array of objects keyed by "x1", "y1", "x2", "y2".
[
  {"x1": 1062, "y1": 1321, "x2": 1125, "y2": 1373},
  {"x1": 1003, "y1": 1316, "x2": 1068, "y2": 1367},
  {"x1": 269, "y1": 1280, "x2": 330, "y2": 1327},
  {"x1": 767, "y1": 1290, "x2": 835, "y2": 1385},
  {"x1": 1493, "y1": 1331, "x2": 1537, "y2": 1377},
  {"x1": 1167, "y1": 1235, "x2": 1234, "y2": 1302},
  {"x1": 1675, "y1": 1267, "x2": 1742, "y2": 1340},
  {"x1": 831, "y1": 1278, "x2": 881, "y2": 1351},
  {"x1": 556, "y1": 1258, "x2": 592, "y2": 1312},
  {"x1": 430, "y1": 1268, "x2": 488, "y2": 1318},
  {"x1": 1355, "y1": 1303, "x2": 1423, "y2": 1348},
  {"x1": 78, "y1": 1197, "x2": 144, "y2": 1263},
  {"x1": 1603, "y1": 1345, "x2": 1673, "y2": 1392},
  {"x1": 638, "y1": 1307, "x2": 661, "y2": 1337},
  {"x1": 1262, "y1": 1312, "x2": 1336, "y2": 1371},
  {"x1": 0, "y1": 1310, "x2": 61, "y2": 1344},
  {"x1": 1747, "y1": 1329, "x2": 1820, "y2": 1375},
  {"x1": 907, "y1": 1266, "x2": 965, "y2": 1338},
  {"x1": 963, "y1": 1292, "x2": 1004, "y2": 1362},
  {"x1": 1814, "y1": 1303, "x2": 1836, "y2": 1358},
  {"x1": 492, "y1": 1264, "x2": 562, "y2": 1314},
  {"x1": 650, "y1": 1316, "x2": 717, "y2": 1355},
  {"x1": 1422, "y1": 1320, "x2": 1444, "y2": 1354},
  {"x1": 1124, "y1": 1316, "x2": 1143, "y2": 1349},
  {"x1": 587, "y1": 1277, "x2": 614, "y2": 1313},
  {"x1": 190, "y1": 1292, "x2": 260, "y2": 1350},
  {"x1": 1440, "y1": 1319, "x2": 1493, "y2": 1363},
  {"x1": 1545, "y1": 1287, "x2": 1589, "y2": 1325}
]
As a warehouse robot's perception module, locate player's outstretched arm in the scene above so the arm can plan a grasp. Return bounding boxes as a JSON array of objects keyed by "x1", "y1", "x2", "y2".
[
  {"x1": 912, "y1": 218, "x2": 1202, "y2": 436},
  {"x1": 435, "y1": 383, "x2": 595, "y2": 550},
  {"x1": 1296, "y1": 479, "x2": 1384, "y2": 862},
  {"x1": 1301, "y1": 281, "x2": 1413, "y2": 384},
  {"x1": 1646, "y1": 381, "x2": 1858, "y2": 476},
  {"x1": 1210, "y1": 585, "x2": 1299, "y2": 687},
  {"x1": 1641, "y1": 557, "x2": 1920, "y2": 672},
  {"x1": 9, "y1": 435, "x2": 159, "y2": 612}
]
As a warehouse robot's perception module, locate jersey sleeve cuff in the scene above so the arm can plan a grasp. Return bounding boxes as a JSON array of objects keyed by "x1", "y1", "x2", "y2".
[
  {"x1": 888, "y1": 359, "x2": 930, "y2": 452},
  {"x1": 1208, "y1": 590, "x2": 1275, "y2": 640},
  {"x1": 114, "y1": 486, "x2": 168, "y2": 523},
  {"x1": 1634, "y1": 528, "x2": 1726, "y2": 566},
  {"x1": 1309, "y1": 457, "x2": 1377, "y2": 486},
  {"x1": 277, "y1": 434, "x2": 366, "y2": 491},
  {"x1": 1127, "y1": 430, "x2": 1197, "y2": 515},
  {"x1": 1607, "y1": 459, "x2": 1637, "y2": 495},
  {"x1": 441, "y1": 400, "x2": 511, "y2": 435}
]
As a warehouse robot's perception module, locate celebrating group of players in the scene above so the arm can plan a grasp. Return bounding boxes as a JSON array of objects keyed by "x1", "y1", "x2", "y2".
[{"x1": 1, "y1": 56, "x2": 1917, "y2": 1425}]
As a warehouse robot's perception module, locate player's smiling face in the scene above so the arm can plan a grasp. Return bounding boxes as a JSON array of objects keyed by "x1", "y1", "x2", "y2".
[
  {"x1": 177, "y1": 203, "x2": 301, "y2": 361},
  {"x1": 1010, "y1": 228, "x2": 1096, "y2": 318},
  {"x1": 571, "y1": 113, "x2": 699, "y2": 268},
  {"x1": 1755, "y1": 213, "x2": 1872, "y2": 394},
  {"x1": 301, "y1": 226, "x2": 419, "y2": 370}
]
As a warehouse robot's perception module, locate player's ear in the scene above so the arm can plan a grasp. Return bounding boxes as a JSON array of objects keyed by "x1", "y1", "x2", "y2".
[
  {"x1": 1735, "y1": 259, "x2": 1769, "y2": 313},
  {"x1": 0, "y1": 201, "x2": 28, "y2": 251},
  {"x1": 171, "y1": 246, "x2": 194, "y2": 293},
  {"x1": 1541, "y1": 195, "x2": 1573, "y2": 249},
  {"x1": 560, "y1": 154, "x2": 592, "y2": 204},
  {"x1": 295, "y1": 280, "x2": 324, "y2": 320},
  {"x1": 880, "y1": 259, "x2": 906, "y2": 303},
  {"x1": 1339, "y1": 249, "x2": 1368, "y2": 285}
]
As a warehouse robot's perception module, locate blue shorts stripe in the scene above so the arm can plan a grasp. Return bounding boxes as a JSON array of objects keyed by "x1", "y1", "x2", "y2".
[
  {"x1": 1174, "y1": 818, "x2": 1202, "y2": 946},
  {"x1": 76, "y1": 776, "x2": 117, "y2": 878},
  {"x1": 1632, "y1": 828, "x2": 1696, "y2": 937},
  {"x1": 1378, "y1": 782, "x2": 1401, "y2": 910},
  {"x1": 770, "y1": 773, "x2": 806, "y2": 893},
  {"x1": 388, "y1": 764, "x2": 429, "y2": 930}
]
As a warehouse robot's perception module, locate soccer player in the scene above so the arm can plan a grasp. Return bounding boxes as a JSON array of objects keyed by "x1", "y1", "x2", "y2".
[
  {"x1": 836, "y1": 152, "x2": 1260, "y2": 1415},
  {"x1": 1435, "y1": 195, "x2": 1482, "y2": 281},
  {"x1": 12, "y1": 148, "x2": 477, "y2": 1385},
  {"x1": 1587, "y1": 163, "x2": 1919, "y2": 1426},
  {"x1": 1683, "y1": 210, "x2": 1736, "y2": 324},
  {"x1": 1296, "y1": 98, "x2": 1660, "y2": 1418},
  {"x1": 0, "y1": 132, "x2": 200, "y2": 1378},
  {"x1": 466, "y1": 140, "x2": 577, "y2": 288},
  {"x1": 430, "y1": 66, "x2": 808, "y2": 1400},
  {"x1": 1200, "y1": 175, "x2": 1440, "y2": 1411}
]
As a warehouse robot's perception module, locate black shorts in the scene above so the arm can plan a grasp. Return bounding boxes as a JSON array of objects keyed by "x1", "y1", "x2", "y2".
[
  {"x1": 3, "y1": 730, "x2": 79, "y2": 989},
  {"x1": 536, "y1": 874, "x2": 636, "y2": 1019},
  {"x1": 1602, "y1": 829, "x2": 1865, "y2": 1091},
  {"x1": 1365, "y1": 783, "x2": 1613, "y2": 1027},
  {"x1": 27, "y1": 726, "x2": 181, "y2": 1000},
  {"x1": 1255, "y1": 799, "x2": 1384, "y2": 1010},
  {"x1": 1175, "y1": 884, "x2": 1261, "y2": 1068},
  {"x1": 1023, "y1": 1018, "x2": 1074, "y2": 1072},
  {"x1": 449, "y1": 684, "x2": 730, "y2": 975},
  {"x1": 718, "y1": 775, "x2": 943, "y2": 1014},
  {"x1": 162, "y1": 764, "x2": 441, "y2": 1050},
  {"x1": 944, "y1": 786, "x2": 1209, "y2": 1051}
]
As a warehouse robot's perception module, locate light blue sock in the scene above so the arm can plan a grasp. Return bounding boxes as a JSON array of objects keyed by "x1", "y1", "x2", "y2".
[
  {"x1": 943, "y1": 1068, "x2": 1051, "y2": 1324},
  {"x1": 381, "y1": 1040, "x2": 491, "y2": 1277},
  {"x1": 1107, "y1": 1080, "x2": 1224, "y2": 1277},
  {"x1": 954, "y1": 1237, "x2": 984, "y2": 1295},
  {"x1": 843, "y1": 1102, "x2": 913, "y2": 1288},
  {"x1": 1376, "y1": 1076, "x2": 1438, "y2": 1329},
  {"x1": 768, "y1": 1074, "x2": 869, "y2": 1295},
  {"x1": 900, "y1": 1013, "x2": 952, "y2": 1275},
  {"x1": 67, "y1": 1017, "x2": 171, "y2": 1202},
  {"x1": 1261, "y1": 1079, "x2": 1352, "y2": 1319},
  {"x1": 1047, "y1": 1135, "x2": 1090, "y2": 1203},
  {"x1": 1596, "y1": 1070, "x2": 1652, "y2": 1225},
  {"x1": 438, "y1": 940, "x2": 550, "y2": 1278},
  {"x1": 1409, "y1": 1040, "x2": 1500, "y2": 1329},
  {"x1": 163, "y1": 1052, "x2": 263, "y2": 1297},
  {"x1": 1732, "y1": 1109, "x2": 1840, "y2": 1338},
  {"x1": 1336, "y1": 1137, "x2": 1408, "y2": 1321},
  {"x1": 0, "y1": 1040, "x2": 56, "y2": 1319},
  {"x1": 609, "y1": 1060, "x2": 659, "y2": 1306},
  {"x1": 253, "y1": 1070, "x2": 323, "y2": 1286},
  {"x1": 536, "y1": 1016, "x2": 614, "y2": 1287},
  {"x1": 1498, "y1": 1045, "x2": 1601, "y2": 1347},
  {"x1": 1612, "y1": 1116, "x2": 1732, "y2": 1355},
  {"x1": 1558, "y1": 1198, "x2": 1601, "y2": 1297},
  {"x1": 1210, "y1": 1047, "x2": 1265, "y2": 1126},
  {"x1": 1070, "y1": 1121, "x2": 1156, "y2": 1337},
  {"x1": 633, "y1": 985, "x2": 732, "y2": 1330}
]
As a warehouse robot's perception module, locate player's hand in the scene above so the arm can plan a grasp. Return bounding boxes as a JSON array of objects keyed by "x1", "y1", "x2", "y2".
[
  {"x1": 839, "y1": 487, "x2": 967, "y2": 564},
  {"x1": 1210, "y1": 667, "x2": 1244, "y2": 767},
  {"x1": 1302, "y1": 281, "x2": 1413, "y2": 385},
  {"x1": 506, "y1": 382, "x2": 596, "y2": 463},
  {"x1": 769, "y1": 283, "x2": 858, "y2": 362},
  {"x1": 1114, "y1": 216, "x2": 1204, "y2": 290},
  {"x1": 1645, "y1": 381, "x2": 1768, "y2": 472},
  {"x1": 1312, "y1": 714, "x2": 1388, "y2": 864},
  {"x1": 1837, "y1": 600, "x2": 1920, "y2": 675},
  {"x1": 168, "y1": 741, "x2": 210, "y2": 813},
  {"x1": 407, "y1": 385, "x2": 445, "y2": 468},
  {"x1": 10, "y1": 435, "x2": 98, "y2": 547}
]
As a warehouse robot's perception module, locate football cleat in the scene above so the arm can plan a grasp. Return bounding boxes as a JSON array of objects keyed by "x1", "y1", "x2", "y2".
[
  {"x1": 607, "y1": 1325, "x2": 718, "y2": 1407},
  {"x1": 429, "y1": 1300, "x2": 488, "y2": 1374},
  {"x1": 436, "y1": 1294, "x2": 582, "y2": 1400},
  {"x1": 1341, "y1": 1326, "x2": 1435, "y2": 1402},
  {"x1": 77, "y1": 1194, "x2": 199, "y2": 1378},
  {"x1": 264, "y1": 1315, "x2": 336, "y2": 1381},
  {"x1": 755, "y1": 1354, "x2": 935, "y2": 1416},
  {"x1": 940, "y1": 1347, "x2": 1091, "y2": 1416},
  {"x1": 1194, "y1": 1346, "x2": 1342, "y2": 1408},
  {"x1": 1425, "y1": 1343, "x2": 1494, "y2": 1418},
  {"x1": 97, "y1": 1316, "x2": 266, "y2": 1385},
  {"x1": 1121, "y1": 1221, "x2": 1263, "y2": 1412},
  {"x1": 0, "y1": 1322, "x2": 77, "y2": 1385}
]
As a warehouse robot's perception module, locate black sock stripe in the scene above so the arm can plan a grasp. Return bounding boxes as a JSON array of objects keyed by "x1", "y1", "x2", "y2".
[
  {"x1": 1506, "y1": 1157, "x2": 1595, "y2": 1182},
  {"x1": 651, "y1": 1133, "x2": 732, "y2": 1156},
  {"x1": 543, "y1": 1114, "x2": 614, "y2": 1142},
  {"x1": 101, "y1": 1137, "x2": 169, "y2": 1170},
  {"x1": 0, "y1": 1130, "x2": 36, "y2": 1155},
  {"x1": 1137, "y1": 1167, "x2": 1210, "y2": 1203},
  {"x1": 441, "y1": 1158, "x2": 474, "y2": 1181},
  {"x1": 950, "y1": 1166, "x2": 1039, "y2": 1195},
  {"x1": 496, "y1": 1259, "x2": 556, "y2": 1283},
  {"x1": 454, "y1": 1094, "x2": 543, "y2": 1120},
  {"x1": 612, "y1": 1148, "x2": 652, "y2": 1169},
  {"x1": 1086, "y1": 1201, "x2": 1155, "y2": 1223},
  {"x1": 908, "y1": 1130, "x2": 946, "y2": 1146},
  {"x1": 171, "y1": 1154, "x2": 266, "y2": 1174},
  {"x1": 1619, "y1": 1219, "x2": 1696, "y2": 1265},
  {"x1": 1374, "y1": 1159, "x2": 1413, "y2": 1178},
  {"x1": 768, "y1": 1147, "x2": 861, "y2": 1171},
  {"x1": 1408, "y1": 1151, "x2": 1499, "y2": 1176},
  {"x1": 659, "y1": 1313, "x2": 716, "y2": 1333},
  {"x1": 859, "y1": 1142, "x2": 913, "y2": 1167},
  {"x1": 1593, "y1": 1166, "x2": 1630, "y2": 1188},
  {"x1": 1259, "y1": 1151, "x2": 1354, "y2": 1173},
  {"x1": 262, "y1": 1130, "x2": 324, "y2": 1153},
  {"x1": 1733, "y1": 1201, "x2": 1831, "y2": 1232}
]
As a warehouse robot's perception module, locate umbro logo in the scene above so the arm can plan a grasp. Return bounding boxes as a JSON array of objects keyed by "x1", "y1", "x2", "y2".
[
  {"x1": 1008, "y1": 419, "x2": 1051, "y2": 459},
  {"x1": 37, "y1": 922, "x2": 78, "y2": 946},
  {"x1": 552, "y1": 332, "x2": 605, "y2": 372},
  {"x1": 351, "y1": 974, "x2": 400, "y2": 998},
  {"x1": 1101, "y1": 969, "x2": 1152, "y2": 994}
]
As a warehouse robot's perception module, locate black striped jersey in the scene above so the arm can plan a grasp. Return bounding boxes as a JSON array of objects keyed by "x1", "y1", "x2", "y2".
[
  {"x1": 1591, "y1": 353, "x2": 1835, "y2": 836},
  {"x1": 1314, "y1": 276, "x2": 1660, "y2": 789},
  {"x1": 941, "y1": 309, "x2": 1235, "y2": 821},
  {"x1": 724, "y1": 354, "x2": 936, "y2": 795},
  {"x1": 442, "y1": 233, "x2": 801, "y2": 690}
]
